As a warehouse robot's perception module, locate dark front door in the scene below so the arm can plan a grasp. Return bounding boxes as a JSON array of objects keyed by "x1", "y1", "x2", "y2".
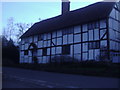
[{"x1": 31, "y1": 49, "x2": 38, "y2": 64}]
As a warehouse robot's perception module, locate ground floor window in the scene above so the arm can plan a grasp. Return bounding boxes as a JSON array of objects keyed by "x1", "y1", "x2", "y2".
[
  {"x1": 42, "y1": 48, "x2": 47, "y2": 56},
  {"x1": 24, "y1": 50, "x2": 28, "y2": 55},
  {"x1": 62, "y1": 45, "x2": 70, "y2": 55},
  {"x1": 89, "y1": 41, "x2": 100, "y2": 49}
]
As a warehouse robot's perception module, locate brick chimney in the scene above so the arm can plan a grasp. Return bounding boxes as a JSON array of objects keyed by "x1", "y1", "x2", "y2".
[{"x1": 62, "y1": 0, "x2": 70, "y2": 14}]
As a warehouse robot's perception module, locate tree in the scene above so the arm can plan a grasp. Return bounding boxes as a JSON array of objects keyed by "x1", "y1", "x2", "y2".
[
  {"x1": 2, "y1": 36, "x2": 19, "y2": 65},
  {"x1": 15, "y1": 23, "x2": 33, "y2": 45},
  {"x1": 2, "y1": 17, "x2": 33, "y2": 45}
]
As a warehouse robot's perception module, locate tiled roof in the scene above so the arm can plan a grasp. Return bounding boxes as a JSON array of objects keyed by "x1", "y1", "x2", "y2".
[{"x1": 21, "y1": 2, "x2": 115, "y2": 38}]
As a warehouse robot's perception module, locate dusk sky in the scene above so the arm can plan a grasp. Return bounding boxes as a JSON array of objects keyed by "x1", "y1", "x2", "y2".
[{"x1": 1, "y1": 0, "x2": 103, "y2": 35}]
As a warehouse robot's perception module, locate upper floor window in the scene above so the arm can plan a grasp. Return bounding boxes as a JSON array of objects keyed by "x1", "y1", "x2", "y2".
[
  {"x1": 88, "y1": 22, "x2": 99, "y2": 30},
  {"x1": 24, "y1": 38, "x2": 28, "y2": 43},
  {"x1": 38, "y1": 34, "x2": 44, "y2": 41},
  {"x1": 62, "y1": 28, "x2": 73, "y2": 35}
]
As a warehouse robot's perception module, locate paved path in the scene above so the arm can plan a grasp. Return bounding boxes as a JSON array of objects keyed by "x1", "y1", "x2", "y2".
[{"x1": 2, "y1": 67, "x2": 120, "y2": 88}]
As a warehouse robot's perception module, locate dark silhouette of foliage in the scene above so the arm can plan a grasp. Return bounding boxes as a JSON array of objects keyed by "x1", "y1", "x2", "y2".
[{"x1": 2, "y1": 36, "x2": 19, "y2": 66}]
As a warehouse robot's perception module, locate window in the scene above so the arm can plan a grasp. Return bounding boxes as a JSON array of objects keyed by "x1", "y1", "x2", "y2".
[
  {"x1": 62, "y1": 28, "x2": 73, "y2": 35},
  {"x1": 94, "y1": 22, "x2": 99, "y2": 28},
  {"x1": 89, "y1": 41, "x2": 100, "y2": 49},
  {"x1": 63, "y1": 29, "x2": 68, "y2": 35},
  {"x1": 56, "y1": 47, "x2": 62, "y2": 54},
  {"x1": 88, "y1": 23, "x2": 93, "y2": 30},
  {"x1": 74, "y1": 34, "x2": 81, "y2": 43},
  {"x1": 74, "y1": 26, "x2": 81, "y2": 33},
  {"x1": 100, "y1": 20, "x2": 106, "y2": 28},
  {"x1": 52, "y1": 32, "x2": 56, "y2": 38},
  {"x1": 88, "y1": 22, "x2": 99, "y2": 30},
  {"x1": 38, "y1": 35, "x2": 44, "y2": 41},
  {"x1": 24, "y1": 50, "x2": 28, "y2": 55},
  {"x1": 68, "y1": 28, "x2": 74, "y2": 34},
  {"x1": 62, "y1": 45, "x2": 70, "y2": 55},
  {"x1": 82, "y1": 24, "x2": 87, "y2": 32},
  {"x1": 24, "y1": 38, "x2": 28, "y2": 43},
  {"x1": 74, "y1": 44, "x2": 81, "y2": 54},
  {"x1": 42, "y1": 48, "x2": 47, "y2": 56},
  {"x1": 83, "y1": 33, "x2": 88, "y2": 41},
  {"x1": 57, "y1": 38, "x2": 62, "y2": 45}
]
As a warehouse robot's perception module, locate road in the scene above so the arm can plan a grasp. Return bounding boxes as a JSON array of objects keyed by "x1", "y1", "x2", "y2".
[{"x1": 2, "y1": 67, "x2": 120, "y2": 88}]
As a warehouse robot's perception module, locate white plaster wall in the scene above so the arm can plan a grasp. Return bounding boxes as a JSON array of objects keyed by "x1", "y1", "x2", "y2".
[
  {"x1": 74, "y1": 26, "x2": 81, "y2": 33},
  {"x1": 35, "y1": 42, "x2": 38, "y2": 47},
  {"x1": 57, "y1": 30, "x2": 62, "y2": 37},
  {"x1": 57, "y1": 37, "x2": 62, "y2": 45},
  {"x1": 34, "y1": 35, "x2": 38, "y2": 42},
  {"x1": 43, "y1": 41, "x2": 47, "y2": 47},
  {"x1": 21, "y1": 45, "x2": 24, "y2": 50},
  {"x1": 37, "y1": 49, "x2": 42, "y2": 56},
  {"x1": 63, "y1": 35, "x2": 67, "y2": 45},
  {"x1": 74, "y1": 34, "x2": 81, "y2": 43},
  {"x1": 47, "y1": 40, "x2": 51, "y2": 47},
  {"x1": 56, "y1": 47, "x2": 62, "y2": 54},
  {"x1": 74, "y1": 54, "x2": 81, "y2": 61},
  {"x1": 94, "y1": 49, "x2": 100, "y2": 61},
  {"x1": 20, "y1": 57, "x2": 24, "y2": 63},
  {"x1": 89, "y1": 50, "x2": 94, "y2": 60},
  {"x1": 47, "y1": 48, "x2": 50, "y2": 55},
  {"x1": 82, "y1": 24, "x2": 87, "y2": 32},
  {"x1": 43, "y1": 56, "x2": 47, "y2": 63},
  {"x1": 29, "y1": 36, "x2": 33, "y2": 43},
  {"x1": 68, "y1": 34, "x2": 73, "y2": 44},
  {"x1": 110, "y1": 41, "x2": 114, "y2": 50},
  {"x1": 112, "y1": 20, "x2": 118, "y2": 30},
  {"x1": 20, "y1": 51, "x2": 24, "y2": 63},
  {"x1": 82, "y1": 43, "x2": 88, "y2": 52},
  {"x1": 110, "y1": 8, "x2": 115, "y2": 18},
  {"x1": 100, "y1": 40, "x2": 107, "y2": 47},
  {"x1": 25, "y1": 43, "x2": 29, "y2": 50},
  {"x1": 100, "y1": 20, "x2": 106, "y2": 28},
  {"x1": 109, "y1": 18, "x2": 113, "y2": 28},
  {"x1": 46, "y1": 56, "x2": 49, "y2": 63},
  {"x1": 47, "y1": 33, "x2": 51, "y2": 39},
  {"x1": 117, "y1": 42, "x2": 120, "y2": 51},
  {"x1": 100, "y1": 29, "x2": 107, "y2": 39},
  {"x1": 43, "y1": 34, "x2": 46, "y2": 40},
  {"x1": 52, "y1": 31, "x2": 56, "y2": 38},
  {"x1": 52, "y1": 39, "x2": 56, "y2": 46},
  {"x1": 20, "y1": 51, "x2": 24, "y2": 57},
  {"x1": 70, "y1": 45, "x2": 73, "y2": 57},
  {"x1": 28, "y1": 50, "x2": 32, "y2": 57},
  {"x1": 89, "y1": 30, "x2": 93, "y2": 41},
  {"x1": 83, "y1": 33, "x2": 87, "y2": 41},
  {"x1": 38, "y1": 41, "x2": 43, "y2": 48},
  {"x1": 110, "y1": 29, "x2": 116, "y2": 40},
  {"x1": 112, "y1": 52, "x2": 120, "y2": 63},
  {"x1": 74, "y1": 44, "x2": 81, "y2": 54},
  {"x1": 82, "y1": 53, "x2": 88, "y2": 61},
  {"x1": 94, "y1": 29, "x2": 99, "y2": 40},
  {"x1": 37, "y1": 57, "x2": 42, "y2": 63},
  {"x1": 29, "y1": 57, "x2": 32, "y2": 63},
  {"x1": 115, "y1": 42, "x2": 119, "y2": 51},
  {"x1": 19, "y1": 45, "x2": 22, "y2": 50},
  {"x1": 21, "y1": 39, "x2": 25, "y2": 44},
  {"x1": 24, "y1": 56, "x2": 29, "y2": 63},
  {"x1": 52, "y1": 47, "x2": 55, "y2": 55}
]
